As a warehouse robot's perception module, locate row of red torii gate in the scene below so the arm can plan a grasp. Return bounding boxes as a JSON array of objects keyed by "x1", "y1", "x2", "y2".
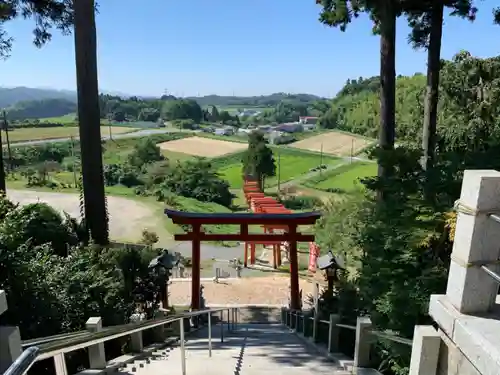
[{"x1": 242, "y1": 178, "x2": 320, "y2": 272}]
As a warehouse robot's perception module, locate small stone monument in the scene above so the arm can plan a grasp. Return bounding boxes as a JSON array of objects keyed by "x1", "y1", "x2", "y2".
[
  {"x1": 178, "y1": 261, "x2": 185, "y2": 278},
  {"x1": 231, "y1": 258, "x2": 243, "y2": 278},
  {"x1": 200, "y1": 285, "x2": 206, "y2": 309}
]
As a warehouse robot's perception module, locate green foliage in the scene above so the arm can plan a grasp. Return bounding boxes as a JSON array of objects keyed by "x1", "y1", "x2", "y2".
[
  {"x1": 242, "y1": 131, "x2": 276, "y2": 188},
  {"x1": 103, "y1": 164, "x2": 142, "y2": 187},
  {"x1": 278, "y1": 195, "x2": 323, "y2": 210},
  {"x1": 312, "y1": 51, "x2": 500, "y2": 374},
  {"x1": 0, "y1": 202, "x2": 78, "y2": 256},
  {"x1": 319, "y1": 52, "x2": 500, "y2": 148},
  {"x1": 320, "y1": 73, "x2": 426, "y2": 139},
  {"x1": 190, "y1": 93, "x2": 324, "y2": 108},
  {"x1": 127, "y1": 138, "x2": 165, "y2": 168},
  {"x1": 0, "y1": 194, "x2": 167, "y2": 340},
  {"x1": 171, "y1": 119, "x2": 196, "y2": 130},
  {"x1": 99, "y1": 94, "x2": 165, "y2": 123},
  {"x1": 138, "y1": 107, "x2": 161, "y2": 122},
  {"x1": 161, "y1": 99, "x2": 203, "y2": 123},
  {"x1": 160, "y1": 159, "x2": 233, "y2": 207},
  {"x1": 142, "y1": 160, "x2": 171, "y2": 187}
]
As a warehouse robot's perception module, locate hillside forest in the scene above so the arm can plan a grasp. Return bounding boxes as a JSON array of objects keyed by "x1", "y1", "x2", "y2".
[{"x1": 1, "y1": 89, "x2": 328, "y2": 127}]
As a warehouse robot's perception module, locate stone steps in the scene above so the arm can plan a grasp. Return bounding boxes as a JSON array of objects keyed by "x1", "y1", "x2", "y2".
[{"x1": 111, "y1": 324, "x2": 355, "y2": 375}]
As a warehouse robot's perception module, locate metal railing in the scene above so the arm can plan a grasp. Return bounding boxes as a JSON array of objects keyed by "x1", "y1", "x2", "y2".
[
  {"x1": 281, "y1": 307, "x2": 412, "y2": 369},
  {"x1": 283, "y1": 309, "x2": 412, "y2": 346},
  {"x1": 483, "y1": 213, "x2": 500, "y2": 284},
  {"x1": 3, "y1": 307, "x2": 238, "y2": 375}
]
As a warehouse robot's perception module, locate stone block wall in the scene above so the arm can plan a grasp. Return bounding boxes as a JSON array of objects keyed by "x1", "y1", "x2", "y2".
[{"x1": 437, "y1": 331, "x2": 480, "y2": 375}]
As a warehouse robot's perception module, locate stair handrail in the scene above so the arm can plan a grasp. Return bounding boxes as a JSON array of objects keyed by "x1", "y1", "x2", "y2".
[{"x1": 2, "y1": 307, "x2": 233, "y2": 375}]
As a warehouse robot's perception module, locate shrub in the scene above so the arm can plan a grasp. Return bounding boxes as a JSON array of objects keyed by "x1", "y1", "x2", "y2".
[
  {"x1": 161, "y1": 159, "x2": 233, "y2": 207},
  {"x1": 127, "y1": 138, "x2": 164, "y2": 168},
  {"x1": 278, "y1": 195, "x2": 323, "y2": 210},
  {"x1": 0, "y1": 202, "x2": 78, "y2": 256}
]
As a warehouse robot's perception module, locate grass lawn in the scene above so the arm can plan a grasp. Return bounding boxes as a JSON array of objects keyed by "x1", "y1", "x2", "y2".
[
  {"x1": 218, "y1": 148, "x2": 340, "y2": 189},
  {"x1": 39, "y1": 113, "x2": 112, "y2": 125},
  {"x1": 100, "y1": 133, "x2": 190, "y2": 164},
  {"x1": 39, "y1": 113, "x2": 78, "y2": 124},
  {"x1": 161, "y1": 150, "x2": 196, "y2": 163},
  {"x1": 8, "y1": 126, "x2": 137, "y2": 143},
  {"x1": 305, "y1": 162, "x2": 377, "y2": 193}
]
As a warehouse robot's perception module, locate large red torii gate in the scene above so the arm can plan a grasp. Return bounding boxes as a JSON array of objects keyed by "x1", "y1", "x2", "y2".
[{"x1": 165, "y1": 209, "x2": 321, "y2": 311}]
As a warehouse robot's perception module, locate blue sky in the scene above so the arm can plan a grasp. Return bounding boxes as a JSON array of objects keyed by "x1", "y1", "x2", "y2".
[{"x1": 2, "y1": 0, "x2": 499, "y2": 97}]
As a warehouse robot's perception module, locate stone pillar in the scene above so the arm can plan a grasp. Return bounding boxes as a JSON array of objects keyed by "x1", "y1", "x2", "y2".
[
  {"x1": 353, "y1": 317, "x2": 372, "y2": 370},
  {"x1": 446, "y1": 170, "x2": 500, "y2": 313},
  {"x1": 409, "y1": 326, "x2": 441, "y2": 375},
  {"x1": 0, "y1": 326, "x2": 22, "y2": 373},
  {"x1": 53, "y1": 353, "x2": 68, "y2": 375},
  {"x1": 129, "y1": 312, "x2": 145, "y2": 353},
  {"x1": 0, "y1": 290, "x2": 22, "y2": 373},
  {"x1": 0, "y1": 290, "x2": 6, "y2": 316},
  {"x1": 327, "y1": 314, "x2": 340, "y2": 353},
  {"x1": 86, "y1": 317, "x2": 106, "y2": 369},
  {"x1": 312, "y1": 282, "x2": 320, "y2": 342}
]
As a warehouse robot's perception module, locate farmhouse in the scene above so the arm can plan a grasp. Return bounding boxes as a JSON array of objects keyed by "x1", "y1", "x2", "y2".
[
  {"x1": 275, "y1": 122, "x2": 303, "y2": 133},
  {"x1": 298, "y1": 116, "x2": 318, "y2": 124},
  {"x1": 214, "y1": 127, "x2": 235, "y2": 136}
]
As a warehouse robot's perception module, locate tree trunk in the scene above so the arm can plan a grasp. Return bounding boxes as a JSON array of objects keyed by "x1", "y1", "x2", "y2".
[
  {"x1": 0, "y1": 129, "x2": 5, "y2": 192},
  {"x1": 377, "y1": 2, "x2": 397, "y2": 200},
  {"x1": 73, "y1": 0, "x2": 109, "y2": 245},
  {"x1": 421, "y1": 3, "x2": 444, "y2": 172}
]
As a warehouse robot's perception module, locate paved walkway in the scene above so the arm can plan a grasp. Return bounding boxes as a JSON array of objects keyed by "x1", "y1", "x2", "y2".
[{"x1": 118, "y1": 324, "x2": 349, "y2": 375}]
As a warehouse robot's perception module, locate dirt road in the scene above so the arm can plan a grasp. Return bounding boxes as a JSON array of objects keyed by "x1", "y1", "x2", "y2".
[{"x1": 7, "y1": 189, "x2": 172, "y2": 243}]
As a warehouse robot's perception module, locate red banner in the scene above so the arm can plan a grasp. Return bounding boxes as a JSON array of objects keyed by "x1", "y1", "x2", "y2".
[{"x1": 308, "y1": 242, "x2": 320, "y2": 272}]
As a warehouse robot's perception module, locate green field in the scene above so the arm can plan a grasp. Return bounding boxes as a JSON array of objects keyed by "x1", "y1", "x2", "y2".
[
  {"x1": 218, "y1": 148, "x2": 340, "y2": 189},
  {"x1": 39, "y1": 113, "x2": 78, "y2": 124},
  {"x1": 8, "y1": 126, "x2": 137, "y2": 143},
  {"x1": 100, "y1": 133, "x2": 191, "y2": 164},
  {"x1": 305, "y1": 162, "x2": 377, "y2": 193}
]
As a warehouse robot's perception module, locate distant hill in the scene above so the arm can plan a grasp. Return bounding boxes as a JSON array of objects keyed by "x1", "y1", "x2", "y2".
[
  {"x1": 0, "y1": 87, "x2": 136, "y2": 109},
  {"x1": 187, "y1": 93, "x2": 325, "y2": 108},
  {"x1": 5, "y1": 98, "x2": 77, "y2": 120},
  {"x1": 0, "y1": 87, "x2": 77, "y2": 109}
]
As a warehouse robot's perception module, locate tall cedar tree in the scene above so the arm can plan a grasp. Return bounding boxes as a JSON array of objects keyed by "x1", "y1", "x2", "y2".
[
  {"x1": 0, "y1": 0, "x2": 75, "y2": 59},
  {"x1": 242, "y1": 132, "x2": 276, "y2": 191},
  {"x1": 317, "y1": 0, "x2": 399, "y2": 200},
  {"x1": 0, "y1": 0, "x2": 75, "y2": 192},
  {"x1": 74, "y1": 0, "x2": 109, "y2": 245},
  {"x1": 406, "y1": 1, "x2": 477, "y2": 173}
]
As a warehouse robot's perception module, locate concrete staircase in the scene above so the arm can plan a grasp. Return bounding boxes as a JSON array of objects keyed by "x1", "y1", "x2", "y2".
[{"x1": 114, "y1": 324, "x2": 354, "y2": 375}]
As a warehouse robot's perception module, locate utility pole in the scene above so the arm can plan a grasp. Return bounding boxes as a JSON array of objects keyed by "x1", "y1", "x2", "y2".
[
  {"x1": 2, "y1": 111, "x2": 12, "y2": 172},
  {"x1": 0, "y1": 124, "x2": 5, "y2": 192},
  {"x1": 319, "y1": 143, "x2": 323, "y2": 177},
  {"x1": 108, "y1": 123, "x2": 112, "y2": 141},
  {"x1": 70, "y1": 136, "x2": 78, "y2": 187},
  {"x1": 277, "y1": 149, "x2": 281, "y2": 194},
  {"x1": 350, "y1": 139, "x2": 354, "y2": 164}
]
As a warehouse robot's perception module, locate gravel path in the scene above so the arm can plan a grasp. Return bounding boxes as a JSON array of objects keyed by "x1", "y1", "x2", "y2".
[
  {"x1": 6, "y1": 189, "x2": 172, "y2": 243},
  {"x1": 169, "y1": 276, "x2": 316, "y2": 306}
]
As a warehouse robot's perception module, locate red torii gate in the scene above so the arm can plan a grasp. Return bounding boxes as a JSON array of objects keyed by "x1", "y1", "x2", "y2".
[
  {"x1": 165, "y1": 209, "x2": 321, "y2": 311},
  {"x1": 260, "y1": 205, "x2": 293, "y2": 268},
  {"x1": 245, "y1": 196, "x2": 289, "y2": 268}
]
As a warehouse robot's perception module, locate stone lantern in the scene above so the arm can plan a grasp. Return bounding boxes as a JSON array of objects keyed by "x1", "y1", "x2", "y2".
[
  {"x1": 317, "y1": 250, "x2": 345, "y2": 294},
  {"x1": 148, "y1": 250, "x2": 177, "y2": 309}
]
